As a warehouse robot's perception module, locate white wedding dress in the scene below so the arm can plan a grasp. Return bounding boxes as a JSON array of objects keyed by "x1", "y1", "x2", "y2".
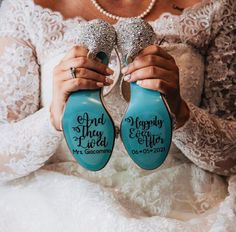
[{"x1": 0, "y1": 0, "x2": 235, "y2": 231}]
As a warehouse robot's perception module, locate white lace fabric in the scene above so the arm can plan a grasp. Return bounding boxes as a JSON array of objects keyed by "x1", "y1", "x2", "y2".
[
  {"x1": 0, "y1": 0, "x2": 235, "y2": 231},
  {"x1": 172, "y1": 0, "x2": 236, "y2": 176},
  {"x1": 0, "y1": 36, "x2": 63, "y2": 181}
]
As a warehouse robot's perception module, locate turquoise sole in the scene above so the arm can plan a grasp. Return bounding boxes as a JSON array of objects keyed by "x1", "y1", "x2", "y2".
[
  {"x1": 121, "y1": 82, "x2": 172, "y2": 170},
  {"x1": 62, "y1": 53, "x2": 115, "y2": 171}
]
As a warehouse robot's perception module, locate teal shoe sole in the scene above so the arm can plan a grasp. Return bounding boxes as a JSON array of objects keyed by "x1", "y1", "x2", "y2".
[
  {"x1": 62, "y1": 52, "x2": 115, "y2": 171},
  {"x1": 121, "y1": 82, "x2": 172, "y2": 170}
]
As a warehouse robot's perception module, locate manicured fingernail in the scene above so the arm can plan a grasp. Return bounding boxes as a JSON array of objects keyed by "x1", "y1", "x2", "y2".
[
  {"x1": 124, "y1": 74, "x2": 131, "y2": 81},
  {"x1": 106, "y1": 67, "x2": 114, "y2": 75},
  {"x1": 121, "y1": 66, "x2": 128, "y2": 74},
  {"x1": 105, "y1": 77, "x2": 113, "y2": 84},
  {"x1": 136, "y1": 80, "x2": 143, "y2": 86},
  {"x1": 97, "y1": 82, "x2": 104, "y2": 87}
]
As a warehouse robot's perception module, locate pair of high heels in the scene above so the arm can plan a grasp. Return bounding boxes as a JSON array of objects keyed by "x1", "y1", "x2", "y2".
[{"x1": 62, "y1": 18, "x2": 172, "y2": 171}]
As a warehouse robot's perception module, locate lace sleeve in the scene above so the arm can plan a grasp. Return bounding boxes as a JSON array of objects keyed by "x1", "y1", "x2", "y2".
[
  {"x1": 0, "y1": 1, "x2": 63, "y2": 183},
  {"x1": 173, "y1": 0, "x2": 236, "y2": 176}
]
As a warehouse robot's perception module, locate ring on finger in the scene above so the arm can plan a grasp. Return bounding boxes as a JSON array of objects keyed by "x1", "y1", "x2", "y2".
[{"x1": 70, "y1": 67, "x2": 77, "y2": 79}]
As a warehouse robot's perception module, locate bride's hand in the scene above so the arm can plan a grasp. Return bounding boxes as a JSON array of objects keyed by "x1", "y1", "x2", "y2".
[
  {"x1": 50, "y1": 45, "x2": 114, "y2": 131},
  {"x1": 121, "y1": 45, "x2": 189, "y2": 129}
]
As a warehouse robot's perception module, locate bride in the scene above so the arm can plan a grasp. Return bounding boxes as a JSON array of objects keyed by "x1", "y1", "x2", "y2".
[{"x1": 0, "y1": 0, "x2": 235, "y2": 231}]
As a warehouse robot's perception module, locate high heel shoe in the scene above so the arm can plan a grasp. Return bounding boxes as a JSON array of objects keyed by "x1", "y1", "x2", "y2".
[
  {"x1": 62, "y1": 19, "x2": 116, "y2": 171},
  {"x1": 115, "y1": 18, "x2": 172, "y2": 170}
]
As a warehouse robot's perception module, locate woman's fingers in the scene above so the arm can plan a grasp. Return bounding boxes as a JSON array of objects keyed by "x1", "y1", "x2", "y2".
[
  {"x1": 57, "y1": 67, "x2": 113, "y2": 84},
  {"x1": 61, "y1": 45, "x2": 89, "y2": 61},
  {"x1": 62, "y1": 77, "x2": 103, "y2": 93},
  {"x1": 124, "y1": 66, "x2": 178, "y2": 83},
  {"x1": 53, "y1": 45, "x2": 114, "y2": 85},
  {"x1": 60, "y1": 56, "x2": 114, "y2": 76},
  {"x1": 59, "y1": 45, "x2": 114, "y2": 76},
  {"x1": 53, "y1": 45, "x2": 115, "y2": 86},
  {"x1": 123, "y1": 55, "x2": 178, "y2": 75},
  {"x1": 136, "y1": 79, "x2": 177, "y2": 96},
  {"x1": 137, "y1": 45, "x2": 174, "y2": 61}
]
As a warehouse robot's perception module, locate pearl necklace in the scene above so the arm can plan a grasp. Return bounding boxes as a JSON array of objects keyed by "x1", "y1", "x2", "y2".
[{"x1": 90, "y1": 0, "x2": 157, "y2": 20}]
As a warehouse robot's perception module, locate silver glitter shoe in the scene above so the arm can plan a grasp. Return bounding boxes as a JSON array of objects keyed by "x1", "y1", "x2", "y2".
[
  {"x1": 115, "y1": 18, "x2": 173, "y2": 170},
  {"x1": 62, "y1": 19, "x2": 117, "y2": 171},
  {"x1": 115, "y1": 18, "x2": 156, "y2": 63}
]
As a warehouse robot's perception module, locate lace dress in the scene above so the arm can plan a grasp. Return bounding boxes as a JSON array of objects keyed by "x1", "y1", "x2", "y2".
[{"x1": 0, "y1": 0, "x2": 235, "y2": 231}]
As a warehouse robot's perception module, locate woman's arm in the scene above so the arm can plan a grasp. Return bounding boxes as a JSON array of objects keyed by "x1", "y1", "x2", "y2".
[
  {"x1": 0, "y1": 0, "x2": 114, "y2": 182},
  {"x1": 0, "y1": 9, "x2": 63, "y2": 182},
  {"x1": 172, "y1": 0, "x2": 236, "y2": 176},
  {"x1": 173, "y1": 102, "x2": 236, "y2": 176}
]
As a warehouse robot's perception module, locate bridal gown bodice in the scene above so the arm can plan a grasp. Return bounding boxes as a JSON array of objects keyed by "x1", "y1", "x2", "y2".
[{"x1": 0, "y1": 0, "x2": 235, "y2": 231}]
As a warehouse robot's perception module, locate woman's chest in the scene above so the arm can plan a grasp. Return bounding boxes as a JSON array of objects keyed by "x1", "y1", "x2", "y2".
[{"x1": 28, "y1": 0, "x2": 215, "y2": 65}]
